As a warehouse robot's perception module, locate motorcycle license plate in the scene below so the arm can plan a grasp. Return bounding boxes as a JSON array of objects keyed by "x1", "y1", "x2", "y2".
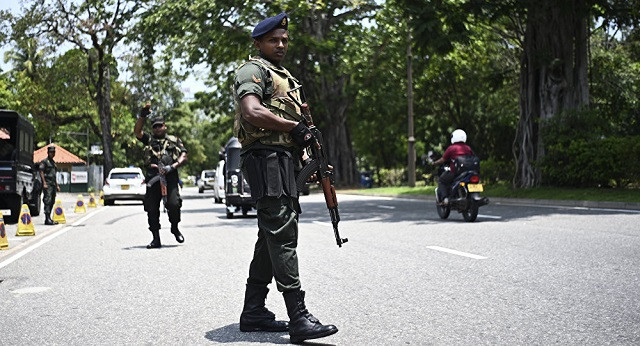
[
  {"x1": 468, "y1": 184, "x2": 483, "y2": 192},
  {"x1": 121, "y1": 185, "x2": 129, "y2": 190}
]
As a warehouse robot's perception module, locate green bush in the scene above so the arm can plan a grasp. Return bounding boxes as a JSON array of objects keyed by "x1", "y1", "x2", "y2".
[
  {"x1": 542, "y1": 136, "x2": 640, "y2": 187},
  {"x1": 375, "y1": 168, "x2": 406, "y2": 187},
  {"x1": 480, "y1": 158, "x2": 514, "y2": 183}
]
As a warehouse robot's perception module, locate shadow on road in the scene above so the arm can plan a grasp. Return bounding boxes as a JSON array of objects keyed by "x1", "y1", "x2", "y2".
[
  {"x1": 204, "y1": 323, "x2": 289, "y2": 344},
  {"x1": 298, "y1": 196, "x2": 639, "y2": 225},
  {"x1": 122, "y1": 244, "x2": 180, "y2": 250}
]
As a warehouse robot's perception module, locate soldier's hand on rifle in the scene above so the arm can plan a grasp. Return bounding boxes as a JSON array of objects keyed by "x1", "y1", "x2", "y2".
[
  {"x1": 139, "y1": 104, "x2": 151, "y2": 118},
  {"x1": 289, "y1": 121, "x2": 315, "y2": 147},
  {"x1": 160, "y1": 165, "x2": 174, "y2": 175}
]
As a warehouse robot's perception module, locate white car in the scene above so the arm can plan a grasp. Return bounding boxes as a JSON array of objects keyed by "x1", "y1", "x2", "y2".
[
  {"x1": 212, "y1": 160, "x2": 225, "y2": 204},
  {"x1": 103, "y1": 167, "x2": 146, "y2": 205},
  {"x1": 198, "y1": 169, "x2": 216, "y2": 193}
]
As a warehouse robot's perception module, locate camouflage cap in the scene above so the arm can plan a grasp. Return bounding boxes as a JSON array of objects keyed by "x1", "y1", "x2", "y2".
[
  {"x1": 151, "y1": 116, "x2": 165, "y2": 127},
  {"x1": 47, "y1": 146, "x2": 56, "y2": 152}
]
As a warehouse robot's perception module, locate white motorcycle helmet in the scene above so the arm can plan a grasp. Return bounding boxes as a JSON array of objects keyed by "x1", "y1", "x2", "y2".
[{"x1": 451, "y1": 129, "x2": 467, "y2": 144}]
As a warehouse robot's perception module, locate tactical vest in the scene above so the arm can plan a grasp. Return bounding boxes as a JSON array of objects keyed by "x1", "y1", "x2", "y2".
[
  {"x1": 144, "y1": 135, "x2": 182, "y2": 167},
  {"x1": 40, "y1": 158, "x2": 57, "y2": 184},
  {"x1": 233, "y1": 57, "x2": 303, "y2": 147}
]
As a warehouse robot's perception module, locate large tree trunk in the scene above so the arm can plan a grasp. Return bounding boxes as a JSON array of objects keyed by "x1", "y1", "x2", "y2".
[
  {"x1": 295, "y1": 12, "x2": 359, "y2": 186},
  {"x1": 96, "y1": 55, "x2": 114, "y2": 176},
  {"x1": 513, "y1": 0, "x2": 590, "y2": 188}
]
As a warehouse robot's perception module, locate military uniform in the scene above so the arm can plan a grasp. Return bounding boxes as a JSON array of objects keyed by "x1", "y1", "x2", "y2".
[
  {"x1": 39, "y1": 147, "x2": 58, "y2": 225},
  {"x1": 138, "y1": 127, "x2": 187, "y2": 246},
  {"x1": 234, "y1": 12, "x2": 338, "y2": 343}
]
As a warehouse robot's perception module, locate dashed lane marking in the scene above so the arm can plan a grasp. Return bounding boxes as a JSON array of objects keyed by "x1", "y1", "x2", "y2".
[
  {"x1": 478, "y1": 214, "x2": 502, "y2": 219},
  {"x1": 377, "y1": 205, "x2": 395, "y2": 209},
  {"x1": 426, "y1": 246, "x2": 487, "y2": 260}
]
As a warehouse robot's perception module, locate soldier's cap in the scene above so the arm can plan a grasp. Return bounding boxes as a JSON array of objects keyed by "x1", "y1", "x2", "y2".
[
  {"x1": 252, "y1": 12, "x2": 288, "y2": 39},
  {"x1": 151, "y1": 117, "x2": 165, "y2": 127},
  {"x1": 47, "y1": 146, "x2": 56, "y2": 152}
]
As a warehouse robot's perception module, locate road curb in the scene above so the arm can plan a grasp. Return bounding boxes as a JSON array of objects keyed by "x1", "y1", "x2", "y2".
[{"x1": 339, "y1": 192, "x2": 640, "y2": 211}]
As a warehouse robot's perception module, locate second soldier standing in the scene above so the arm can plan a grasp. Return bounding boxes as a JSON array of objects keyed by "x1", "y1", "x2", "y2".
[
  {"x1": 233, "y1": 12, "x2": 339, "y2": 343},
  {"x1": 134, "y1": 105, "x2": 188, "y2": 249}
]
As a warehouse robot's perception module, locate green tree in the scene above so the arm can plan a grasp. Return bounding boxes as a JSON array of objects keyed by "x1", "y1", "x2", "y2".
[
  {"x1": 17, "y1": 0, "x2": 149, "y2": 175},
  {"x1": 141, "y1": 0, "x2": 379, "y2": 185}
]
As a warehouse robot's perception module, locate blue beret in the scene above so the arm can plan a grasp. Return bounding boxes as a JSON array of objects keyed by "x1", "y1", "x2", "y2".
[{"x1": 252, "y1": 12, "x2": 288, "y2": 39}]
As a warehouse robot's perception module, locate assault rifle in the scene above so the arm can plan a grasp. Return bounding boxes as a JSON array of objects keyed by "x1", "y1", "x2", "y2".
[
  {"x1": 287, "y1": 86, "x2": 348, "y2": 247},
  {"x1": 146, "y1": 169, "x2": 168, "y2": 206}
]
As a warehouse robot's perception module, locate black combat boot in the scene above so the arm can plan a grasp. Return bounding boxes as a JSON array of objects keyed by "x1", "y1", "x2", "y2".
[
  {"x1": 240, "y1": 284, "x2": 289, "y2": 332},
  {"x1": 44, "y1": 214, "x2": 58, "y2": 225},
  {"x1": 147, "y1": 229, "x2": 161, "y2": 249},
  {"x1": 283, "y1": 290, "x2": 338, "y2": 344},
  {"x1": 171, "y1": 225, "x2": 184, "y2": 243}
]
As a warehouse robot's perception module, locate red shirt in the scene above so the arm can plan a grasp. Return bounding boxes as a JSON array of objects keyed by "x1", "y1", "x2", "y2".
[{"x1": 442, "y1": 142, "x2": 474, "y2": 171}]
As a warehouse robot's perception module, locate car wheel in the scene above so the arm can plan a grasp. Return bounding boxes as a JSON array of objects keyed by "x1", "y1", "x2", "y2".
[{"x1": 198, "y1": 187, "x2": 204, "y2": 193}]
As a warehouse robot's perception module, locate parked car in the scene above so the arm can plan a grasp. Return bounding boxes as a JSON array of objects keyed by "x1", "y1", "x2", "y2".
[
  {"x1": 198, "y1": 169, "x2": 216, "y2": 193},
  {"x1": 212, "y1": 160, "x2": 225, "y2": 203},
  {"x1": 103, "y1": 167, "x2": 146, "y2": 205}
]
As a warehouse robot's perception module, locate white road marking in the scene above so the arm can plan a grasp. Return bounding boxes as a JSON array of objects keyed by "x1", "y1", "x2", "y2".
[
  {"x1": 427, "y1": 246, "x2": 487, "y2": 260},
  {"x1": 312, "y1": 221, "x2": 332, "y2": 228},
  {"x1": 377, "y1": 205, "x2": 395, "y2": 209},
  {"x1": 478, "y1": 214, "x2": 502, "y2": 219},
  {"x1": 0, "y1": 208, "x2": 105, "y2": 270},
  {"x1": 11, "y1": 287, "x2": 51, "y2": 294}
]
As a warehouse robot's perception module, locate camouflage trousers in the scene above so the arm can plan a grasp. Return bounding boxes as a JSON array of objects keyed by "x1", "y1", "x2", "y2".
[
  {"x1": 246, "y1": 195, "x2": 301, "y2": 293},
  {"x1": 42, "y1": 186, "x2": 57, "y2": 217}
]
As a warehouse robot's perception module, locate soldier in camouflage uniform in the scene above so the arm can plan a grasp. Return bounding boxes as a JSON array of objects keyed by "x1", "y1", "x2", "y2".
[
  {"x1": 39, "y1": 145, "x2": 60, "y2": 225},
  {"x1": 234, "y1": 12, "x2": 338, "y2": 344},
  {"x1": 134, "y1": 105, "x2": 188, "y2": 249}
]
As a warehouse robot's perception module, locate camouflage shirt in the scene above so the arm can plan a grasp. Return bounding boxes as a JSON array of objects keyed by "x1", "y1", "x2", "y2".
[{"x1": 39, "y1": 158, "x2": 58, "y2": 185}]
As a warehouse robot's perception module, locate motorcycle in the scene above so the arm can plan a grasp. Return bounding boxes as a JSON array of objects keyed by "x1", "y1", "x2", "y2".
[{"x1": 435, "y1": 155, "x2": 489, "y2": 222}]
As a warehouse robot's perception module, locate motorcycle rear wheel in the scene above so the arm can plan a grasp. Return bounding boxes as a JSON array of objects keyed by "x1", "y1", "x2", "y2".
[{"x1": 462, "y1": 199, "x2": 478, "y2": 222}]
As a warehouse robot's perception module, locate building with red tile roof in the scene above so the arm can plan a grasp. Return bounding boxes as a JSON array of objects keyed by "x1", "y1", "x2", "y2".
[{"x1": 33, "y1": 143, "x2": 86, "y2": 165}]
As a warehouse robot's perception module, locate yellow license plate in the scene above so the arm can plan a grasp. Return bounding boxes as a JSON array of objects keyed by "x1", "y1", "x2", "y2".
[
  {"x1": 468, "y1": 184, "x2": 483, "y2": 192},
  {"x1": 121, "y1": 185, "x2": 129, "y2": 190}
]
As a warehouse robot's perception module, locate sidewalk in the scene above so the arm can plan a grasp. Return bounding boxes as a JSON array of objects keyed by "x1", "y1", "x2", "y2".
[
  {"x1": 0, "y1": 192, "x2": 103, "y2": 259},
  {"x1": 340, "y1": 191, "x2": 640, "y2": 211}
]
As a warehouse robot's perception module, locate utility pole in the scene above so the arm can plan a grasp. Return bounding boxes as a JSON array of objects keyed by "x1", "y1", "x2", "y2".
[{"x1": 407, "y1": 28, "x2": 416, "y2": 187}]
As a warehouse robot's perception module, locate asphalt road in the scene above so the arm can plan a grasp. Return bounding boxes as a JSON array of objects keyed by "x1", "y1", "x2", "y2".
[{"x1": 1, "y1": 187, "x2": 639, "y2": 345}]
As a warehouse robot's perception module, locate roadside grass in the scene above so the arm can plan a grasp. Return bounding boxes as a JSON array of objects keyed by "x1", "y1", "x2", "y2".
[{"x1": 339, "y1": 184, "x2": 640, "y2": 203}]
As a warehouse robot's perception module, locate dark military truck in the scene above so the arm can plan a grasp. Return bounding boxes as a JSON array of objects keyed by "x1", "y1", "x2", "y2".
[{"x1": 0, "y1": 110, "x2": 41, "y2": 223}]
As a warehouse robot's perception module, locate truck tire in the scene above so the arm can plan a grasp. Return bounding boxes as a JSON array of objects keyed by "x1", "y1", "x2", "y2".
[{"x1": 4, "y1": 194, "x2": 22, "y2": 224}]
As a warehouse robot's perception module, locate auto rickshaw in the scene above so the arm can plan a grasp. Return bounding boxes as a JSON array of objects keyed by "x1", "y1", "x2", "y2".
[{"x1": 224, "y1": 137, "x2": 255, "y2": 218}]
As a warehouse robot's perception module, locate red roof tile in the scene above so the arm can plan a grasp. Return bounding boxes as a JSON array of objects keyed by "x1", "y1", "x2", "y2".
[{"x1": 33, "y1": 143, "x2": 86, "y2": 165}]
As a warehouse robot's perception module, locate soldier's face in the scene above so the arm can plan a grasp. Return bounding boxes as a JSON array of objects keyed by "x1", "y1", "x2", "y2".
[
  {"x1": 152, "y1": 123, "x2": 166, "y2": 137},
  {"x1": 255, "y1": 29, "x2": 289, "y2": 64},
  {"x1": 48, "y1": 151, "x2": 55, "y2": 159}
]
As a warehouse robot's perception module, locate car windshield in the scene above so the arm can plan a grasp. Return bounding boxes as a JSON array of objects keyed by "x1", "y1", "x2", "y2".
[
  {"x1": 110, "y1": 172, "x2": 141, "y2": 180},
  {"x1": 204, "y1": 172, "x2": 215, "y2": 178}
]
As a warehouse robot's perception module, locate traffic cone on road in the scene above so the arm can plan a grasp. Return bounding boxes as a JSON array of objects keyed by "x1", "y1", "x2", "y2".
[
  {"x1": 88, "y1": 193, "x2": 97, "y2": 208},
  {"x1": 0, "y1": 212, "x2": 8, "y2": 249},
  {"x1": 99, "y1": 190, "x2": 104, "y2": 206},
  {"x1": 74, "y1": 195, "x2": 87, "y2": 213},
  {"x1": 16, "y1": 204, "x2": 35, "y2": 236},
  {"x1": 52, "y1": 200, "x2": 66, "y2": 224}
]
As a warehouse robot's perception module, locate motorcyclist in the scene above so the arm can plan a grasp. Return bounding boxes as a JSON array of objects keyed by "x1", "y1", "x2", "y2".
[{"x1": 432, "y1": 129, "x2": 474, "y2": 205}]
